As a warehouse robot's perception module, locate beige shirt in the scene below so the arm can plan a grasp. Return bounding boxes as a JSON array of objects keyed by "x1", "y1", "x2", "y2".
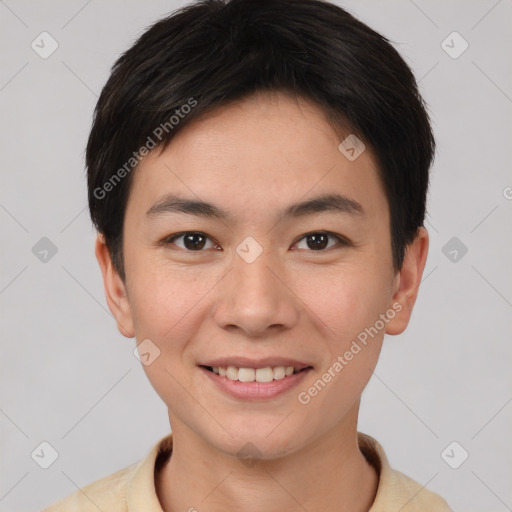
[{"x1": 42, "y1": 432, "x2": 452, "y2": 511}]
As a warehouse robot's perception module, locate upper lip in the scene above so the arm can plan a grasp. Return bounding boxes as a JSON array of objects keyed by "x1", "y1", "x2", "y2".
[{"x1": 200, "y1": 357, "x2": 312, "y2": 370}]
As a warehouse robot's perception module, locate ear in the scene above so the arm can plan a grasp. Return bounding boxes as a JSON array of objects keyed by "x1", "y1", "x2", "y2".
[
  {"x1": 385, "y1": 227, "x2": 429, "y2": 335},
  {"x1": 95, "y1": 233, "x2": 135, "y2": 338}
]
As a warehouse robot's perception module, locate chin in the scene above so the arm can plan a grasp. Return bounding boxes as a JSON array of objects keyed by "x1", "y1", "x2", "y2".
[{"x1": 205, "y1": 419, "x2": 306, "y2": 462}]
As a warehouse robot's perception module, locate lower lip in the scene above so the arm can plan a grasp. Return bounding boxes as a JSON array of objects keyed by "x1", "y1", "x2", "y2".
[{"x1": 200, "y1": 366, "x2": 312, "y2": 400}]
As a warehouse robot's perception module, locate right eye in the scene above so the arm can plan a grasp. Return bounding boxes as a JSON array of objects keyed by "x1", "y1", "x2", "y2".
[{"x1": 163, "y1": 231, "x2": 220, "y2": 252}]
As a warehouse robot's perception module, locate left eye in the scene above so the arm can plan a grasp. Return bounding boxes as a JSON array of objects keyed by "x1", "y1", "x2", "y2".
[{"x1": 293, "y1": 231, "x2": 348, "y2": 251}]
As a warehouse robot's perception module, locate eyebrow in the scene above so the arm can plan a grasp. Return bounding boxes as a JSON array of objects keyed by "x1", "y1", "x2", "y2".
[{"x1": 146, "y1": 192, "x2": 365, "y2": 221}]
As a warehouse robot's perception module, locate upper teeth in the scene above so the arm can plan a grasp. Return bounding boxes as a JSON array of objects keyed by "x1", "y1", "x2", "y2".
[{"x1": 212, "y1": 366, "x2": 296, "y2": 382}]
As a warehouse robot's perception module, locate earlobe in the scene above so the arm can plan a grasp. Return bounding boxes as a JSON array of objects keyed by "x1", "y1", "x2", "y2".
[
  {"x1": 385, "y1": 227, "x2": 429, "y2": 336},
  {"x1": 94, "y1": 233, "x2": 135, "y2": 338}
]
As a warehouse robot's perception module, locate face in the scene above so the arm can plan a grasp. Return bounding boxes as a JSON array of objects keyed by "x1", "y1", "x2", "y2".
[{"x1": 96, "y1": 91, "x2": 428, "y2": 459}]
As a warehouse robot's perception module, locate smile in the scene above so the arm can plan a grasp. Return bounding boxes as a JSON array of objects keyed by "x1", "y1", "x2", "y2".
[
  {"x1": 203, "y1": 365, "x2": 311, "y2": 383},
  {"x1": 200, "y1": 364, "x2": 313, "y2": 400}
]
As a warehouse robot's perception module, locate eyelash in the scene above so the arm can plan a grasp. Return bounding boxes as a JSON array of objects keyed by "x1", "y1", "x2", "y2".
[{"x1": 162, "y1": 231, "x2": 352, "y2": 253}]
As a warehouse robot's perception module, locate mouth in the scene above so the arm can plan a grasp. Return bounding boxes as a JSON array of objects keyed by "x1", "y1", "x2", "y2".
[
  {"x1": 200, "y1": 364, "x2": 313, "y2": 383},
  {"x1": 199, "y1": 362, "x2": 313, "y2": 400}
]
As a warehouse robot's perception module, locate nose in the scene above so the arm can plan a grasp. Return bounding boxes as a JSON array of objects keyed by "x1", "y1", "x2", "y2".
[{"x1": 212, "y1": 247, "x2": 300, "y2": 338}]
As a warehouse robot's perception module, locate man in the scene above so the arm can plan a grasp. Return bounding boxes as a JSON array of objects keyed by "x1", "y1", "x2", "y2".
[{"x1": 43, "y1": 0, "x2": 451, "y2": 510}]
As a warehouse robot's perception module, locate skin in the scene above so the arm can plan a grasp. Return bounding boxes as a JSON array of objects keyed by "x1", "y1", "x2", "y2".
[{"x1": 95, "y1": 91, "x2": 429, "y2": 512}]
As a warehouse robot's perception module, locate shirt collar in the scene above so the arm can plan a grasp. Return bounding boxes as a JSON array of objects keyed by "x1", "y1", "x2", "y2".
[{"x1": 125, "y1": 431, "x2": 397, "y2": 512}]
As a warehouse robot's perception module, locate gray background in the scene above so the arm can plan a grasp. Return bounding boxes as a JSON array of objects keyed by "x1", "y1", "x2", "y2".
[{"x1": 1, "y1": 0, "x2": 511, "y2": 511}]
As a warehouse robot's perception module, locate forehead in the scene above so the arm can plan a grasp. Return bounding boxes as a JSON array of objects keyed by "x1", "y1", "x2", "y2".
[{"x1": 125, "y1": 91, "x2": 387, "y2": 225}]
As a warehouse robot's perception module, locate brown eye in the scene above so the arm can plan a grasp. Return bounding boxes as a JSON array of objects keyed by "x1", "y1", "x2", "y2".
[
  {"x1": 165, "y1": 232, "x2": 217, "y2": 251},
  {"x1": 294, "y1": 231, "x2": 350, "y2": 251}
]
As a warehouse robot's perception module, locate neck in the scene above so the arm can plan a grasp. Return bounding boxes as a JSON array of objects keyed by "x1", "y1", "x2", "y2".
[{"x1": 156, "y1": 406, "x2": 379, "y2": 512}]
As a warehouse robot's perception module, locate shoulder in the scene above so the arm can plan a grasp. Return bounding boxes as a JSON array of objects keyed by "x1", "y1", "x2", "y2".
[
  {"x1": 384, "y1": 467, "x2": 453, "y2": 512},
  {"x1": 357, "y1": 432, "x2": 452, "y2": 512},
  {"x1": 41, "y1": 463, "x2": 138, "y2": 512},
  {"x1": 41, "y1": 433, "x2": 173, "y2": 512}
]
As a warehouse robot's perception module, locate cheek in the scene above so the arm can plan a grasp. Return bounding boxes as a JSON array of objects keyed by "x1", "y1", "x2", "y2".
[
  {"x1": 293, "y1": 264, "x2": 391, "y2": 344},
  {"x1": 128, "y1": 256, "x2": 214, "y2": 340},
  {"x1": 129, "y1": 266, "x2": 210, "y2": 403}
]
